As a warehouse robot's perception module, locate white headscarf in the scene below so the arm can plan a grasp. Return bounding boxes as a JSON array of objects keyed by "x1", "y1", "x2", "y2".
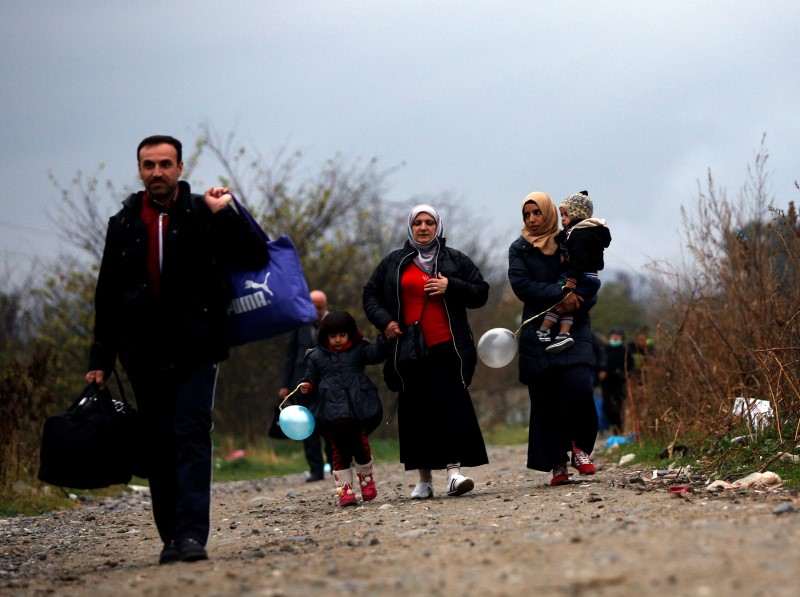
[{"x1": 407, "y1": 204, "x2": 443, "y2": 274}]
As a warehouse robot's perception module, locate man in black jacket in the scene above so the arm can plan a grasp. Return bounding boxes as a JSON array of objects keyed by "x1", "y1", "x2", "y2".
[{"x1": 85, "y1": 135, "x2": 269, "y2": 565}]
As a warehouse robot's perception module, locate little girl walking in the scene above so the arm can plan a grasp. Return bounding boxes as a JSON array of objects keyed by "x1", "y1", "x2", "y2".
[{"x1": 299, "y1": 311, "x2": 387, "y2": 506}]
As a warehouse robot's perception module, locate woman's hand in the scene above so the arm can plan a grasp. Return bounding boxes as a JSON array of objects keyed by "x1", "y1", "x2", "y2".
[
  {"x1": 424, "y1": 272, "x2": 448, "y2": 295},
  {"x1": 555, "y1": 291, "x2": 583, "y2": 314},
  {"x1": 384, "y1": 321, "x2": 402, "y2": 339}
]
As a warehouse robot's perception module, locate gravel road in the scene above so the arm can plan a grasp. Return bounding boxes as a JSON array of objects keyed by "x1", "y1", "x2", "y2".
[{"x1": 2, "y1": 443, "x2": 799, "y2": 597}]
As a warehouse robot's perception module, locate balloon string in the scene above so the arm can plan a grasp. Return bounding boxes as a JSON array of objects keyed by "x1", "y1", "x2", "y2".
[
  {"x1": 513, "y1": 290, "x2": 574, "y2": 338},
  {"x1": 279, "y1": 383, "x2": 303, "y2": 411}
]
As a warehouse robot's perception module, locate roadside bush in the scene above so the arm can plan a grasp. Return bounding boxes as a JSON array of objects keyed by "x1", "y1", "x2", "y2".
[{"x1": 637, "y1": 141, "x2": 800, "y2": 456}]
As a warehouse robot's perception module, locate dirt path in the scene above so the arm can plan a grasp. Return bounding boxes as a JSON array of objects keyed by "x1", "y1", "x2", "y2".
[{"x1": 2, "y1": 443, "x2": 800, "y2": 597}]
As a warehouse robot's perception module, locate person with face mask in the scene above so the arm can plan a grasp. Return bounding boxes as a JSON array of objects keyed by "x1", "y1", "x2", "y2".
[{"x1": 600, "y1": 327, "x2": 635, "y2": 434}]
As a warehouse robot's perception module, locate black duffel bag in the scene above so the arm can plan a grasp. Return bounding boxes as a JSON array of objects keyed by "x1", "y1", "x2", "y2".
[{"x1": 38, "y1": 376, "x2": 144, "y2": 489}]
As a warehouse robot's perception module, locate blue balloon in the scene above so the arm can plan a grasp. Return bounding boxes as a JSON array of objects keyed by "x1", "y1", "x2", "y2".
[{"x1": 278, "y1": 405, "x2": 316, "y2": 440}]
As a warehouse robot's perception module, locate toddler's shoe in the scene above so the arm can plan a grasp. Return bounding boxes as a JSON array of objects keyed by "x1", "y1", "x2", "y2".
[
  {"x1": 355, "y1": 460, "x2": 377, "y2": 501},
  {"x1": 334, "y1": 468, "x2": 358, "y2": 506},
  {"x1": 337, "y1": 482, "x2": 357, "y2": 506},
  {"x1": 546, "y1": 333, "x2": 574, "y2": 353}
]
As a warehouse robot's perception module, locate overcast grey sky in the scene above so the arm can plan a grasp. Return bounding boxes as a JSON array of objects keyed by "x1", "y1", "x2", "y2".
[{"x1": 1, "y1": 1, "x2": 798, "y2": 285}]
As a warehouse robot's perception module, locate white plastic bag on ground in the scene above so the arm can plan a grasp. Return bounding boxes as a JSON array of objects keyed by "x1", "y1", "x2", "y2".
[
  {"x1": 732, "y1": 397, "x2": 773, "y2": 432},
  {"x1": 731, "y1": 471, "x2": 782, "y2": 488}
]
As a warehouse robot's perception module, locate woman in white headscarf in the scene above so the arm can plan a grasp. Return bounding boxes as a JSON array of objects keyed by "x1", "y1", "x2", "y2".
[{"x1": 363, "y1": 204, "x2": 489, "y2": 499}]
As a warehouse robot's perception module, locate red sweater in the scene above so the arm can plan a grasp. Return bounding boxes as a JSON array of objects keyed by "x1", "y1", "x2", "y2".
[
  {"x1": 139, "y1": 193, "x2": 170, "y2": 296},
  {"x1": 401, "y1": 265, "x2": 452, "y2": 347}
]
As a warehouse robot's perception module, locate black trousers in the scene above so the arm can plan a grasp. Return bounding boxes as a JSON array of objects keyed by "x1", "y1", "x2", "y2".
[
  {"x1": 601, "y1": 379, "x2": 627, "y2": 431},
  {"x1": 124, "y1": 360, "x2": 217, "y2": 547}
]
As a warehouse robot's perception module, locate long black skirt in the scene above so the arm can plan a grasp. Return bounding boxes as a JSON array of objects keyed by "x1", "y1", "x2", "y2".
[
  {"x1": 526, "y1": 364, "x2": 597, "y2": 472},
  {"x1": 397, "y1": 341, "x2": 489, "y2": 470}
]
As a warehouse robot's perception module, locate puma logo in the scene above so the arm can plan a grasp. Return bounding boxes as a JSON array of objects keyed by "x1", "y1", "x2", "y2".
[{"x1": 244, "y1": 272, "x2": 273, "y2": 296}]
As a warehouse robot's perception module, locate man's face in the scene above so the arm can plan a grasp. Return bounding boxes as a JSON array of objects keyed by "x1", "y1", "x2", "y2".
[
  {"x1": 138, "y1": 143, "x2": 183, "y2": 201},
  {"x1": 312, "y1": 296, "x2": 328, "y2": 322}
]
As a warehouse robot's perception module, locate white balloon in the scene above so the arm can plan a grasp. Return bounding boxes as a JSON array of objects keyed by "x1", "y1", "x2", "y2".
[{"x1": 477, "y1": 328, "x2": 517, "y2": 368}]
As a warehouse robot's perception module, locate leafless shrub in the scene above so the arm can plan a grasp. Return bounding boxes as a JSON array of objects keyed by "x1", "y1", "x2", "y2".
[{"x1": 639, "y1": 138, "x2": 800, "y2": 443}]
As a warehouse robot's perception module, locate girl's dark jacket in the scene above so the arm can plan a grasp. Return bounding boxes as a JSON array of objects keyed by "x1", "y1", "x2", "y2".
[
  {"x1": 508, "y1": 235, "x2": 597, "y2": 383},
  {"x1": 362, "y1": 238, "x2": 489, "y2": 392},
  {"x1": 300, "y1": 338, "x2": 387, "y2": 434},
  {"x1": 88, "y1": 181, "x2": 269, "y2": 374}
]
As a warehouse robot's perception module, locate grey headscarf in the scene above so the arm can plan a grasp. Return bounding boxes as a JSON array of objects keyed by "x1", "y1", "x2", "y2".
[{"x1": 407, "y1": 204, "x2": 443, "y2": 274}]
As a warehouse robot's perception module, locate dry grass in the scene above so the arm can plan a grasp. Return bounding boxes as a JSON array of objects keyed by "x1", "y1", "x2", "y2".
[{"x1": 635, "y1": 145, "x2": 800, "y2": 456}]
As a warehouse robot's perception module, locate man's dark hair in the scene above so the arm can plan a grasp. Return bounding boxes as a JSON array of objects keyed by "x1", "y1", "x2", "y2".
[{"x1": 137, "y1": 135, "x2": 182, "y2": 164}]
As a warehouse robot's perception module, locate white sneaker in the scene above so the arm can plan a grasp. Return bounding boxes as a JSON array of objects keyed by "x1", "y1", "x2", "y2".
[
  {"x1": 446, "y1": 474, "x2": 474, "y2": 496},
  {"x1": 410, "y1": 481, "x2": 434, "y2": 499}
]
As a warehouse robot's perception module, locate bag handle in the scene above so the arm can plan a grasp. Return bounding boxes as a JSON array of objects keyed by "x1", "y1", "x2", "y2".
[
  {"x1": 71, "y1": 369, "x2": 129, "y2": 412},
  {"x1": 405, "y1": 291, "x2": 429, "y2": 327},
  {"x1": 230, "y1": 194, "x2": 270, "y2": 243}
]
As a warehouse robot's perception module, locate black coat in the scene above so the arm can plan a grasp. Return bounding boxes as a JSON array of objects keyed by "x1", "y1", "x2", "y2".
[
  {"x1": 300, "y1": 338, "x2": 387, "y2": 433},
  {"x1": 556, "y1": 222, "x2": 611, "y2": 280},
  {"x1": 603, "y1": 344, "x2": 634, "y2": 386},
  {"x1": 362, "y1": 239, "x2": 489, "y2": 391},
  {"x1": 89, "y1": 182, "x2": 269, "y2": 373},
  {"x1": 508, "y1": 236, "x2": 596, "y2": 383}
]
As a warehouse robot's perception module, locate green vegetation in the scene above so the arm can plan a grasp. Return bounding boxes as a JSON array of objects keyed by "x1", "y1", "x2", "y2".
[
  {"x1": 601, "y1": 425, "x2": 800, "y2": 490},
  {"x1": 482, "y1": 424, "x2": 529, "y2": 446}
]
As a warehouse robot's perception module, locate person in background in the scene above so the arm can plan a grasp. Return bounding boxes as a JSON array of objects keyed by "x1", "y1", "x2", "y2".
[
  {"x1": 299, "y1": 311, "x2": 387, "y2": 506},
  {"x1": 601, "y1": 327, "x2": 634, "y2": 434},
  {"x1": 628, "y1": 326, "x2": 656, "y2": 383},
  {"x1": 591, "y1": 331, "x2": 610, "y2": 434},
  {"x1": 85, "y1": 135, "x2": 269, "y2": 564},
  {"x1": 508, "y1": 192, "x2": 598, "y2": 486},
  {"x1": 279, "y1": 289, "x2": 333, "y2": 481},
  {"x1": 363, "y1": 204, "x2": 490, "y2": 499}
]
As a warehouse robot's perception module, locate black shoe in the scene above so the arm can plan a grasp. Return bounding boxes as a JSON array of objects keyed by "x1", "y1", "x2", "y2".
[
  {"x1": 305, "y1": 472, "x2": 324, "y2": 482},
  {"x1": 178, "y1": 537, "x2": 208, "y2": 562},
  {"x1": 158, "y1": 540, "x2": 180, "y2": 565},
  {"x1": 545, "y1": 333, "x2": 574, "y2": 354}
]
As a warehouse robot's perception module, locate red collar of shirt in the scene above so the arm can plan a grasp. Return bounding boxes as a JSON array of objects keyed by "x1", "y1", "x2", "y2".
[{"x1": 327, "y1": 340, "x2": 353, "y2": 354}]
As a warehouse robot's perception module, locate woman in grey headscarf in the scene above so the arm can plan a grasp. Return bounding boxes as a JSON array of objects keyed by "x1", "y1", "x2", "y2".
[{"x1": 363, "y1": 204, "x2": 490, "y2": 499}]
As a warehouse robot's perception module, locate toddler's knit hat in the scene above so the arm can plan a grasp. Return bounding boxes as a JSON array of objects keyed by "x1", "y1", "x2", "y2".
[{"x1": 560, "y1": 190, "x2": 593, "y2": 221}]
